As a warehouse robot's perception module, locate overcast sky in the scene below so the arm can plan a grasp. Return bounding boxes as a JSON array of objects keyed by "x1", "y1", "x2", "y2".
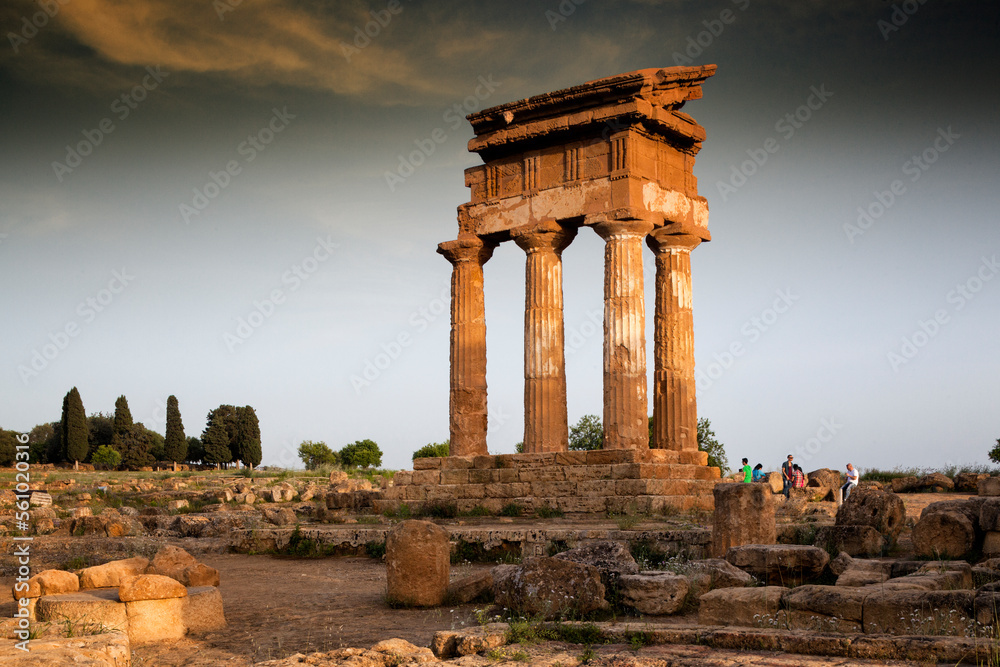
[{"x1": 2, "y1": 0, "x2": 998, "y2": 473}]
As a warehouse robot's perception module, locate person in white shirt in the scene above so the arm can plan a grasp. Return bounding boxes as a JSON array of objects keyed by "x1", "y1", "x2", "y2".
[{"x1": 841, "y1": 463, "x2": 859, "y2": 501}]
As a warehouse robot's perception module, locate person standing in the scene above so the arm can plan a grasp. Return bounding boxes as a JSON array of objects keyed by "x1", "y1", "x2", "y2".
[
  {"x1": 841, "y1": 463, "x2": 859, "y2": 501},
  {"x1": 742, "y1": 458, "x2": 752, "y2": 483},
  {"x1": 781, "y1": 454, "x2": 794, "y2": 498}
]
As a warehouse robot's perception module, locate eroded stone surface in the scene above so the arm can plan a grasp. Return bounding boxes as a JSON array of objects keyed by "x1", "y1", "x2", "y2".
[
  {"x1": 385, "y1": 520, "x2": 450, "y2": 607},
  {"x1": 711, "y1": 484, "x2": 776, "y2": 558}
]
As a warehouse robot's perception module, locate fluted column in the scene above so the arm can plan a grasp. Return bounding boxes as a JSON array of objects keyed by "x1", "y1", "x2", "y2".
[
  {"x1": 593, "y1": 219, "x2": 655, "y2": 449},
  {"x1": 646, "y1": 231, "x2": 701, "y2": 451},
  {"x1": 437, "y1": 237, "x2": 496, "y2": 456},
  {"x1": 512, "y1": 221, "x2": 577, "y2": 453}
]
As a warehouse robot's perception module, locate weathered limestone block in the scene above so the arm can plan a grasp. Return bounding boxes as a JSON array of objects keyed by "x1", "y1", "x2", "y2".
[
  {"x1": 836, "y1": 559, "x2": 892, "y2": 587},
  {"x1": 35, "y1": 589, "x2": 128, "y2": 632},
  {"x1": 552, "y1": 540, "x2": 639, "y2": 593},
  {"x1": 492, "y1": 556, "x2": 607, "y2": 620},
  {"x1": 891, "y1": 562, "x2": 973, "y2": 591},
  {"x1": 890, "y1": 476, "x2": 920, "y2": 493},
  {"x1": 814, "y1": 525, "x2": 885, "y2": 557},
  {"x1": 79, "y1": 557, "x2": 149, "y2": 589},
  {"x1": 385, "y1": 520, "x2": 450, "y2": 607},
  {"x1": 684, "y1": 558, "x2": 753, "y2": 596},
  {"x1": 981, "y1": 499, "x2": 1000, "y2": 532},
  {"x1": 980, "y1": 477, "x2": 1000, "y2": 496},
  {"x1": 118, "y1": 574, "x2": 187, "y2": 602},
  {"x1": 126, "y1": 598, "x2": 186, "y2": 643},
  {"x1": 711, "y1": 483, "x2": 775, "y2": 557},
  {"x1": 446, "y1": 571, "x2": 493, "y2": 604},
  {"x1": 147, "y1": 545, "x2": 198, "y2": 582},
  {"x1": 765, "y1": 471, "x2": 783, "y2": 494},
  {"x1": 922, "y1": 497, "x2": 986, "y2": 533},
  {"x1": 805, "y1": 468, "x2": 840, "y2": 501},
  {"x1": 166, "y1": 499, "x2": 189, "y2": 511},
  {"x1": 182, "y1": 563, "x2": 220, "y2": 588},
  {"x1": 23, "y1": 570, "x2": 79, "y2": 598},
  {"x1": 955, "y1": 472, "x2": 989, "y2": 492},
  {"x1": 262, "y1": 507, "x2": 297, "y2": 525},
  {"x1": 726, "y1": 544, "x2": 830, "y2": 586},
  {"x1": 863, "y1": 590, "x2": 974, "y2": 635},
  {"x1": 985, "y1": 531, "x2": 1000, "y2": 556},
  {"x1": 183, "y1": 586, "x2": 226, "y2": 633},
  {"x1": 0, "y1": 631, "x2": 130, "y2": 666},
  {"x1": 698, "y1": 586, "x2": 787, "y2": 627},
  {"x1": 619, "y1": 572, "x2": 690, "y2": 615},
  {"x1": 834, "y1": 487, "x2": 905, "y2": 542},
  {"x1": 913, "y1": 511, "x2": 974, "y2": 559},
  {"x1": 785, "y1": 585, "x2": 868, "y2": 633}
]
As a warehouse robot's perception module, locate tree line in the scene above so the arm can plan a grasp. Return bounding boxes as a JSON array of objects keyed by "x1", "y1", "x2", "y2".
[{"x1": 0, "y1": 387, "x2": 261, "y2": 470}]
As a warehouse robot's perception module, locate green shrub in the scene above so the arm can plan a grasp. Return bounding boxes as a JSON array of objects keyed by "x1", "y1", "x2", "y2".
[
  {"x1": 91, "y1": 445, "x2": 122, "y2": 469},
  {"x1": 500, "y1": 502, "x2": 524, "y2": 517},
  {"x1": 412, "y1": 441, "x2": 449, "y2": 460}
]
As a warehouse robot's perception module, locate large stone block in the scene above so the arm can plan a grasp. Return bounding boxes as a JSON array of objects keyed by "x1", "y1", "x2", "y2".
[
  {"x1": 684, "y1": 558, "x2": 752, "y2": 596},
  {"x1": 980, "y1": 477, "x2": 1000, "y2": 496},
  {"x1": 711, "y1": 483, "x2": 776, "y2": 557},
  {"x1": 577, "y1": 479, "x2": 617, "y2": 496},
  {"x1": 981, "y1": 499, "x2": 1000, "y2": 532},
  {"x1": 126, "y1": 597, "x2": 186, "y2": 643},
  {"x1": 863, "y1": 590, "x2": 974, "y2": 635},
  {"x1": 785, "y1": 585, "x2": 868, "y2": 633},
  {"x1": 119, "y1": 574, "x2": 187, "y2": 602},
  {"x1": 79, "y1": 557, "x2": 149, "y2": 589},
  {"x1": 411, "y1": 470, "x2": 440, "y2": 485},
  {"x1": 619, "y1": 572, "x2": 689, "y2": 615},
  {"x1": 698, "y1": 586, "x2": 787, "y2": 627},
  {"x1": 552, "y1": 541, "x2": 638, "y2": 593},
  {"x1": 834, "y1": 487, "x2": 905, "y2": 542},
  {"x1": 385, "y1": 520, "x2": 449, "y2": 607},
  {"x1": 922, "y1": 497, "x2": 986, "y2": 532},
  {"x1": 35, "y1": 589, "x2": 128, "y2": 632},
  {"x1": 814, "y1": 525, "x2": 885, "y2": 557},
  {"x1": 492, "y1": 556, "x2": 607, "y2": 620},
  {"x1": 23, "y1": 570, "x2": 79, "y2": 598},
  {"x1": 183, "y1": 586, "x2": 226, "y2": 633},
  {"x1": 564, "y1": 465, "x2": 612, "y2": 481},
  {"x1": 726, "y1": 544, "x2": 830, "y2": 586},
  {"x1": 148, "y1": 545, "x2": 198, "y2": 582},
  {"x1": 913, "y1": 511, "x2": 974, "y2": 559}
]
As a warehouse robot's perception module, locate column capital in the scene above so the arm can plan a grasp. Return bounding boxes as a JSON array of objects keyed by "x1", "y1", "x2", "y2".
[
  {"x1": 646, "y1": 230, "x2": 702, "y2": 254},
  {"x1": 511, "y1": 221, "x2": 577, "y2": 255},
  {"x1": 592, "y1": 219, "x2": 654, "y2": 241},
  {"x1": 437, "y1": 236, "x2": 496, "y2": 266}
]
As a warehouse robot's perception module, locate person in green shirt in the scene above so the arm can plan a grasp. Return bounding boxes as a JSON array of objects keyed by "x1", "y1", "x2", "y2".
[{"x1": 742, "y1": 458, "x2": 752, "y2": 483}]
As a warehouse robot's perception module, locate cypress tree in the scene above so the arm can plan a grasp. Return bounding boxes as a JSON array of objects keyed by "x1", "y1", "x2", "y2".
[
  {"x1": 164, "y1": 395, "x2": 187, "y2": 462},
  {"x1": 235, "y1": 406, "x2": 262, "y2": 468},
  {"x1": 113, "y1": 395, "x2": 133, "y2": 436},
  {"x1": 118, "y1": 423, "x2": 153, "y2": 470},
  {"x1": 61, "y1": 387, "x2": 88, "y2": 465},
  {"x1": 202, "y1": 415, "x2": 232, "y2": 467}
]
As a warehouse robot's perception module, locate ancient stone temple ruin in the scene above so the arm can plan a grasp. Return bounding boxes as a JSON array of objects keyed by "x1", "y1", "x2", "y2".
[{"x1": 378, "y1": 66, "x2": 721, "y2": 515}]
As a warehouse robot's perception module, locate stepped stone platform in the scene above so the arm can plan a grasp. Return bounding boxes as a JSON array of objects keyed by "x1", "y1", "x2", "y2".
[{"x1": 375, "y1": 449, "x2": 721, "y2": 516}]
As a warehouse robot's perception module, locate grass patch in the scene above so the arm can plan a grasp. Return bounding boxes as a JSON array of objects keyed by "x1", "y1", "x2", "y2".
[
  {"x1": 534, "y1": 505, "x2": 564, "y2": 519},
  {"x1": 278, "y1": 525, "x2": 337, "y2": 558},
  {"x1": 364, "y1": 541, "x2": 386, "y2": 559},
  {"x1": 499, "y1": 502, "x2": 524, "y2": 517},
  {"x1": 452, "y1": 538, "x2": 521, "y2": 564},
  {"x1": 460, "y1": 505, "x2": 492, "y2": 517},
  {"x1": 417, "y1": 501, "x2": 458, "y2": 519}
]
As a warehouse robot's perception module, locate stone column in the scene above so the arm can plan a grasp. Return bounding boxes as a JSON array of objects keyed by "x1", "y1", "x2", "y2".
[
  {"x1": 593, "y1": 219, "x2": 654, "y2": 450},
  {"x1": 512, "y1": 221, "x2": 577, "y2": 453},
  {"x1": 646, "y1": 231, "x2": 701, "y2": 451},
  {"x1": 437, "y1": 237, "x2": 495, "y2": 456}
]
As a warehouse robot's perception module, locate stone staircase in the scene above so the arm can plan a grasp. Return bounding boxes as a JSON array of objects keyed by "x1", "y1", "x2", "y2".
[{"x1": 375, "y1": 449, "x2": 720, "y2": 515}]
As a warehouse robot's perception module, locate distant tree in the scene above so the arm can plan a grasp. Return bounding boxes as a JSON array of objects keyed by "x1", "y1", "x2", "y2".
[
  {"x1": 61, "y1": 387, "x2": 88, "y2": 465},
  {"x1": 234, "y1": 406, "x2": 261, "y2": 468},
  {"x1": 202, "y1": 415, "x2": 232, "y2": 467},
  {"x1": 87, "y1": 412, "x2": 114, "y2": 462},
  {"x1": 569, "y1": 414, "x2": 603, "y2": 451},
  {"x1": 412, "y1": 441, "x2": 450, "y2": 460},
  {"x1": 164, "y1": 395, "x2": 187, "y2": 463},
  {"x1": 340, "y1": 439, "x2": 382, "y2": 468},
  {"x1": 0, "y1": 430, "x2": 16, "y2": 466},
  {"x1": 118, "y1": 423, "x2": 154, "y2": 470},
  {"x1": 28, "y1": 423, "x2": 55, "y2": 463},
  {"x1": 43, "y1": 421, "x2": 63, "y2": 464},
  {"x1": 298, "y1": 440, "x2": 339, "y2": 470},
  {"x1": 146, "y1": 428, "x2": 166, "y2": 461},
  {"x1": 113, "y1": 395, "x2": 133, "y2": 436},
  {"x1": 185, "y1": 437, "x2": 204, "y2": 464},
  {"x1": 698, "y1": 418, "x2": 729, "y2": 474},
  {"x1": 91, "y1": 445, "x2": 121, "y2": 469},
  {"x1": 514, "y1": 441, "x2": 525, "y2": 453},
  {"x1": 990, "y1": 438, "x2": 1000, "y2": 465}
]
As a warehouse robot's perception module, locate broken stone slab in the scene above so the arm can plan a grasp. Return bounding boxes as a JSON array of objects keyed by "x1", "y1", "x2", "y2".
[
  {"x1": 836, "y1": 558, "x2": 892, "y2": 587},
  {"x1": 698, "y1": 586, "x2": 787, "y2": 627},
  {"x1": 78, "y1": 557, "x2": 149, "y2": 589},
  {"x1": 912, "y1": 510, "x2": 974, "y2": 559},
  {"x1": 814, "y1": 525, "x2": 885, "y2": 557},
  {"x1": 492, "y1": 556, "x2": 607, "y2": 620},
  {"x1": 22, "y1": 570, "x2": 80, "y2": 598},
  {"x1": 619, "y1": 571, "x2": 689, "y2": 615},
  {"x1": 862, "y1": 590, "x2": 974, "y2": 635},
  {"x1": 552, "y1": 540, "x2": 639, "y2": 593},
  {"x1": 725, "y1": 544, "x2": 830, "y2": 586},
  {"x1": 445, "y1": 570, "x2": 493, "y2": 604},
  {"x1": 834, "y1": 487, "x2": 905, "y2": 542},
  {"x1": 183, "y1": 586, "x2": 226, "y2": 633},
  {"x1": 785, "y1": 584, "x2": 868, "y2": 633},
  {"x1": 684, "y1": 558, "x2": 753, "y2": 596}
]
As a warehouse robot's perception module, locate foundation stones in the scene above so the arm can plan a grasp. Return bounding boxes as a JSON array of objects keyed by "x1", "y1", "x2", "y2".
[
  {"x1": 913, "y1": 511, "x2": 975, "y2": 559},
  {"x1": 385, "y1": 520, "x2": 450, "y2": 607},
  {"x1": 711, "y1": 483, "x2": 776, "y2": 557},
  {"x1": 834, "y1": 487, "x2": 905, "y2": 542},
  {"x1": 698, "y1": 586, "x2": 787, "y2": 627},
  {"x1": 725, "y1": 544, "x2": 830, "y2": 586},
  {"x1": 183, "y1": 586, "x2": 227, "y2": 633},
  {"x1": 619, "y1": 572, "x2": 690, "y2": 615},
  {"x1": 814, "y1": 525, "x2": 885, "y2": 558},
  {"x1": 491, "y1": 556, "x2": 607, "y2": 620},
  {"x1": 78, "y1": 557, "x2": 149, "y2": 589}
]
